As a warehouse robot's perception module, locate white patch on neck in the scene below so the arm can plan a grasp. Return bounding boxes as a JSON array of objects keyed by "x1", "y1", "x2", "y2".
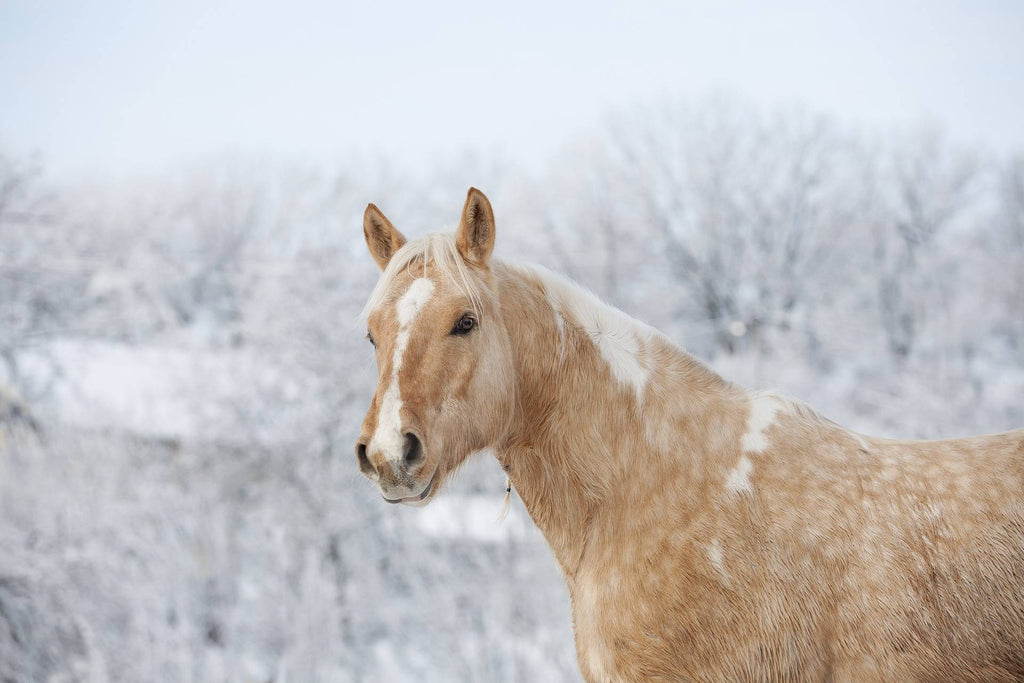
[
  {"x1": 741, "y1": 394, "x2": 782, "y2": 453},
  {"x1": 724, "y1": 455, "x2": 754, "y2": 494},
  {"x1": 553, "y1": 311, "x2": 566, "y2": 361},
  {"x1": 724, "y1": 394, "x2": 782, "y2": 497},
  {"x1": 707, "y1": 537, "x2": 728, "y2": 582},
  {"x1": 370, "y1": 277, "x2": 435, "y2": 463},
  {"x1": 526, "y1": 265, "x2": 652, "y2": 405}
]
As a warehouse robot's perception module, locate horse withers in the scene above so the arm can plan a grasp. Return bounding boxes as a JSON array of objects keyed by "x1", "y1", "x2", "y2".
[{"x1": 355, "y1": 188, "x2": 1024, "y2": 682}]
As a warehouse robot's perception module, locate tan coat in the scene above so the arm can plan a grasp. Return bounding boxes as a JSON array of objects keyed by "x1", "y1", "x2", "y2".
[{"x1": 357, "y1": 189, "x2": 1024, "y2": 682}]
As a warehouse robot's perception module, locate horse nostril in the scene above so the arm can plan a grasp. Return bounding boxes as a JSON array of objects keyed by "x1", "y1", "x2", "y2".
[
  {"x1": 356, "y1": 441, "x2": 374, "y2": 476},
  {"x1": 403, "y1": 432, "x2": 422, "y2": 466}
]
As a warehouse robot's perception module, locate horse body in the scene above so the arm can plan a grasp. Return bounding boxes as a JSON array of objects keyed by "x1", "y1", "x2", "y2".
[
  {"x1": 357, "y1": 189, "x2": 1024, "y2": 682},
  {"x1": 495, "y1": 261, "x2": 1024, "y2": 681}
]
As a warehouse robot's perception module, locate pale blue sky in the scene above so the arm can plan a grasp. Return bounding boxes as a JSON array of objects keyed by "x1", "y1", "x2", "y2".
[{"x1": 2, "y1": 0, "x2": 1022, "y2": 179}]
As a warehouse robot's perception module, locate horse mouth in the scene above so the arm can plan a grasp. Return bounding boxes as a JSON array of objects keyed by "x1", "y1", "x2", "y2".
[{"x1": 383, "y1": 469, "x2": 439, "y2": 505}]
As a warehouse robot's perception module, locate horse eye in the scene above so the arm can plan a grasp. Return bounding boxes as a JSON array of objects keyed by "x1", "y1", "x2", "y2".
[
  {"x1": 451, "y1": 314, "x2": 477, "y2": 336},
  {"x1": 366, "y1": 330, "x2": 375, "y2": 347}
]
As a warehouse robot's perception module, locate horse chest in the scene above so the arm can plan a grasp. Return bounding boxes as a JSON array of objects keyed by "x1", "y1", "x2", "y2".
[
  {"x1": 571, "y1": 559, "x2": 682, "y2": 682},
  {"x1": 571, "y1": 569, "x2": 625, "y2": 682},
  {"x1": 569, "y1": 536, "x2": 788, "y2": 681}
]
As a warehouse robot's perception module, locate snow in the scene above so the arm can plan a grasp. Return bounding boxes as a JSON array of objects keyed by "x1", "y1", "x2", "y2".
[
  {"x1": 416, "y1": 495, "x2": 531, "y2": 543},
  {"x1": 2, "y1": 96, "x2": 1022, "y2": 682}
]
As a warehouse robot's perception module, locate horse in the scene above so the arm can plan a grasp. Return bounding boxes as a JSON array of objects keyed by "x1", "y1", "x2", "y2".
[{"x1": 355, "y1": 188, "x2": 1024, "y2": 682}]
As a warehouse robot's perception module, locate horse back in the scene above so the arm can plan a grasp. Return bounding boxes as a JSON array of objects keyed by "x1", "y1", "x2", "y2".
[{"x1": 573, "y1": 420, "x2": 1024, "y2": 682}]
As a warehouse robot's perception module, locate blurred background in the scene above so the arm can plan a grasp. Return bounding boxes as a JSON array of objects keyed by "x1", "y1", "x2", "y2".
[{"x1": 1, "y1": 1, "x2": 1022, "y2": 681}]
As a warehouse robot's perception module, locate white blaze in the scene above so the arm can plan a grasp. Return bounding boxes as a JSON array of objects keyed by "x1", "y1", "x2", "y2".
[
  {"x1": 369, "y1": 277, "x2": 435, "y2": 465},
  {"x1": 396, "y1": 277, "x2": 436, "y2": 327}
]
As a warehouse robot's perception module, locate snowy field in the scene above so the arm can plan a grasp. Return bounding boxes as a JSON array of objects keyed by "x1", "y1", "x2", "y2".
[{"x1": 2, "y1": 97, "x2": 1023, "y2": 681}]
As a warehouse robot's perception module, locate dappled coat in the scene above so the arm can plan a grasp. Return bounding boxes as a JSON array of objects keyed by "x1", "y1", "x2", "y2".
[{"x1": 356, "y1": 188, "x2": 1024, "y2": 682}]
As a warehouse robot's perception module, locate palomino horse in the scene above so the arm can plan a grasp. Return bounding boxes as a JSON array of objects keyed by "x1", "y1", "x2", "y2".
[{"x1": 355, "y1": 188, "x2": 1024, "y2": 682}]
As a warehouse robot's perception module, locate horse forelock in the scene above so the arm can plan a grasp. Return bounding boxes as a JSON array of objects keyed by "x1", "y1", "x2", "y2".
[{"x1": 361, "y1": 232, "x2": 485, "y2": 321}]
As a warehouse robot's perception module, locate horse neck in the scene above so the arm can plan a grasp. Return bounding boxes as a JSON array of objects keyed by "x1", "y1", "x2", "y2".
[{"x1": 491, "y1": 262, "x2": 736, "y2": 578}]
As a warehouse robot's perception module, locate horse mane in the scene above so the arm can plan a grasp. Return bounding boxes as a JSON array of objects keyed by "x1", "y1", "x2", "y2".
[
  {"x1": 518, "y1": 262, "x2": 843, "y2": 440},
  {"x1": 363, "y1": 232, "x2": 840, "y2": 443},
  {"x1": 747, "y1": 388, "x2": 860, "y2": 445},
  {"x1": 361, "y1": 232, "x2": 484, "y2": 320}
]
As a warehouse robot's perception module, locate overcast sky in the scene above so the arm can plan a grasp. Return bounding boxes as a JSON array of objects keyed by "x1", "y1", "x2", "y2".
[{"x1": 2, "y1": 0, "x2": 1022, "y2": 180}]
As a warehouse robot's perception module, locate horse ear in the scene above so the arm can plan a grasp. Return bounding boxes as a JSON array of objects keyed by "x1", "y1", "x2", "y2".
[
  {"x1": 363, "y1": 203, "x2": 407, "y2": 271},
  {"x1": 456, "y1": 188, "x2": 495, "y2": 268}
]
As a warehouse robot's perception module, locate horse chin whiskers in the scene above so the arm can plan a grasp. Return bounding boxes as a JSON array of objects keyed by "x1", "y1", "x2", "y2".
[{"x1": 381, "y1": 467, "x2": 439, "y2": 506}]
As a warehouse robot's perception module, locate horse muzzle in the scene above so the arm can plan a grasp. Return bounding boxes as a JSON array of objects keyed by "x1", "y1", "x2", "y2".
[{"x1": 356, "y1": 431, "x2": 437, "y2": 504}]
